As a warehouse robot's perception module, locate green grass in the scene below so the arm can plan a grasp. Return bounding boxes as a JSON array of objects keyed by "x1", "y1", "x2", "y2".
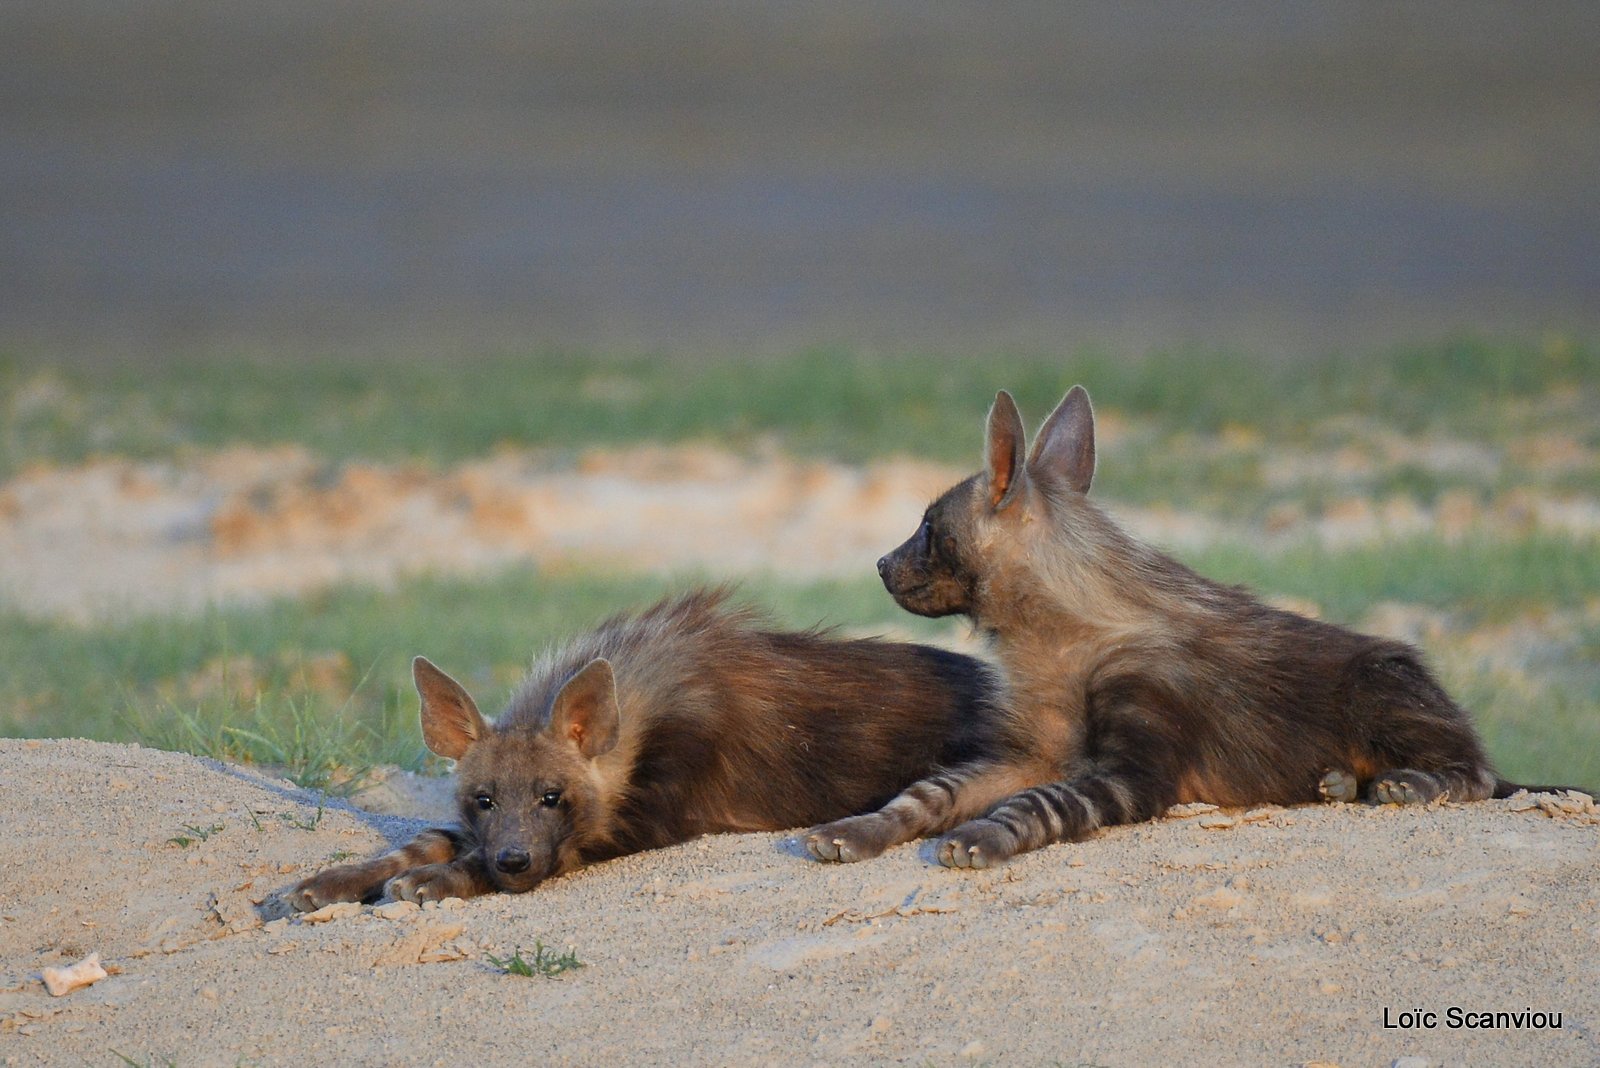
[
  {"x1": 0, "y1": 569, "x2": 956, "y2": 782},
  {"x1": 4, "y1": 337, "x2": 1595, "y2": 478},
  {"x1": 1187, "y1": 534, "x2": 1600, "y2": 625},
  {"x1": 166, "y1": 822, "x2": 224, "y2": 848},
  {"x1": 486, "y1": 941, "x2": 584, "y2": 979},
  {"x1": 3, "y1": 543, "x2": 1596, "y2": 790}
]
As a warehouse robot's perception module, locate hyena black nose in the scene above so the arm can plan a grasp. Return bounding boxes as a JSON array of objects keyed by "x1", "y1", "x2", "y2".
[
  {"x1": 495, "y1": 848, "x2": 531, "y2": 875},
  {"x1": 876, "y1": 555, "x2": 890, "y2": 578}
]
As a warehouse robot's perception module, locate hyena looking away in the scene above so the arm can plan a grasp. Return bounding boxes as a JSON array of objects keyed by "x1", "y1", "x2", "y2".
[
  {"x1": 288, "y1": 588, "x2": 1003, "y2": 907},
  {"x1": 808, "y1": 386, "x2": 1564, "y2": 870}
]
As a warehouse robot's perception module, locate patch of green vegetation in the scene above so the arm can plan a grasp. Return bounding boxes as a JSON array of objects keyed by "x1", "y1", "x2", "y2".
[
  {"x1": 0, "y1": 569, "x2": 950, "y2": 777},
  {"x1": 1462, "y1": 673, "x2": 1600, "y2": 792},
  {"x1": 110, "y1": 1053, "x2": 178, "y2": 1068},
  {"x1": 279, "y1": 797, "x2": 326, "y2": 831},
  {"x1": 3, "y1": 542, "x2": 1596, "y2": 789},
  {"x1": 166, "y1": 822, "x2": 224, "y2": 848},
  {"x1": 3, "y1": 338, "x2": 1594, "y2": 479},
  {"x1": 487, "y1": 941, "x2": 584, "y2": 979},
  {"x1": 1186, "y1": 533, "x2": 1600, "y2": 625}
]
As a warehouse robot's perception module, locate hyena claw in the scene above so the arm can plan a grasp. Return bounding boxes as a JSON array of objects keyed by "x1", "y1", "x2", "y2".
[
  {"x1": 937, "y1": 819, "x2": 1013, "y2": 869},
  {"x1": 385, "y1": 861, "x2": 493, "y2": 903},
  {"x1": 1369, "y1": 770, "x2": 1443, "y2": 805},
  {"x1": 803, "y1": 833, "x2": 847, "y2": 863},
  {"x1": 384, "y1": 872, "x2": 434, "y2": 903},
  {"x1": 284, "y1": 866, "x2": 375, "y2": 912},
  {"x1": 1373, "y1": 778, "x2": 1419, "y2": 805},
  {"x1": 803, "y1": 815, "x2": 891, "y2": 863},
  {"x1": 1318, "y1": 769, "x2": 1360, "y2": 804},
  {"x1": 283, "y1": 885, "x2": 326, "y2": 913}
]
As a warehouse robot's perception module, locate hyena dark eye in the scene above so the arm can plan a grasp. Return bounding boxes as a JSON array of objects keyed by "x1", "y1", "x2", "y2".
[
  {"x1": 919, "y1": 519, "x2": 932, "y2": 549},
  {"x1": 540, "y1": 790, "x2": 562, "y2": 808},
  {"x1": 475, "y1": 793, "x2": 494, "y2": 811}
]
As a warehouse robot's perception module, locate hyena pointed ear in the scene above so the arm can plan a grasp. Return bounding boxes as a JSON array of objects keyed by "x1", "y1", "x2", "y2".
[
  {"x1": 1028, "y1": 384, "x2": 1096, "y2": 494},
  {"x1": 550, "y1": 658, "x2": 620, "y2": 759},
  {"x1": 985, "y1": 389, "x2": 1029, "y2": 511},
  {"x1": 413, "y1": 656, "x2": 488, "y2": 761}
]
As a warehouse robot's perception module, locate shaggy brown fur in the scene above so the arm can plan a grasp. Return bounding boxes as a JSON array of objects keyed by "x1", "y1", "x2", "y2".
[
  {"x1": 288, "y1": 587, "x2": 1004, "y2": 906},
  {"x1": 807, "y1": 386, "x2": 1570, "y2": 870}
]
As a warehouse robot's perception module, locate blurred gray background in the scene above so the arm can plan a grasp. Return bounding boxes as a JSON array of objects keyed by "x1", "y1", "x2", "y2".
[{"x1": 3, "y1": 0, "x2": 1598, "y2": 360}]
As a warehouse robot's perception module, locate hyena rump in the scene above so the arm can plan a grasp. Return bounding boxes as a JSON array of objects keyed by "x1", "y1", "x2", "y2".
[
  {"x1": 808, "y1": 386, "x2": 1570, "y2": 870},
  {"x1": 289, "y1": 588, "x2": 1003, "y2": 906}
]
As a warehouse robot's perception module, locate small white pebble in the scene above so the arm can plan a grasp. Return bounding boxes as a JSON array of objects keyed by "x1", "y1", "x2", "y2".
[{"x1": 41, "y1": 953, "x2": 108, "y2": 997}]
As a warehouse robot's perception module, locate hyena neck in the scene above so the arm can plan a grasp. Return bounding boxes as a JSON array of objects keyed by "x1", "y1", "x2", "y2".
[{"x1": 976, "y1": 500, "x2": 1221, "y2": 701}]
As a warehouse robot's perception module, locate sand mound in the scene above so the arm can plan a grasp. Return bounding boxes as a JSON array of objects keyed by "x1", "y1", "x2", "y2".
[{"x1": 2, "y1": 738, "x2": 1596, "y2": 1065}]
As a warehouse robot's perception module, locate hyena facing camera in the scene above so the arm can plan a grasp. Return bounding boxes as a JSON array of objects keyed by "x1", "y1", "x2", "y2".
[
  {"x1": 288, "y1": 588, "x2": 1004, "y2": 907},
  {"x1": 808, "y1": 385, "x2": 1573, "y2": 870}
]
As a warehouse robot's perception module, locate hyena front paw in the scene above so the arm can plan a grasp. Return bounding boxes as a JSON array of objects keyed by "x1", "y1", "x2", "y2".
[
  {"x1": 385, "y1": 862, "x2": 482, "y2": 903},
  {"x1": 1318, "y1": 768, "x2": 1361, "y2": 804},
  {"x1": 804, "y1": 815, "x2": 894, "y2": 864},
  {"x1": 1368, "y1": 769, "x2": 1445, "y2": 806},
  {"x1": 936, "y1": 818, "x2": 1018, "y2": 870},
  {"x1": 285, "y1": 864, "x2": 373, "y2": 912}
]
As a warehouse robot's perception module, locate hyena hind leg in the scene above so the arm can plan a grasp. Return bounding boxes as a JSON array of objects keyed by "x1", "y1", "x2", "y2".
[
  {"x1": 805, "y1": 761, "x2": 1042, "y2": 864},
  {"x1": 1368, "y1": 766, "x2": 1496, "y2": 806},
  {"x1": 286, "y1": 828, "x2": 464, "y2": 911},
  {"x1": 1351, "y1": 650, "x2": 1497, "y2": 807}
]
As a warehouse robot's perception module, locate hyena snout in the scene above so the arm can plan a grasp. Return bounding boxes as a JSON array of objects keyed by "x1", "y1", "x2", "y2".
[
  {"x1": 879, "y1": 527, "x2": 968, "y2": 617},
  {"x1": 494, "y1": 847, "x2": 532, "y2": 875},
  {"x1": 877, "y1": 534, "x2": 923, "y2": 594}
]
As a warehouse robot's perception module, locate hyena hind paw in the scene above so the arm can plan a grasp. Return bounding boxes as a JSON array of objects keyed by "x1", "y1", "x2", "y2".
[
  {"x1": 1368, "y1": 770, "x2": 1445, "y2": 806},
  {"x1": 1318, "y1": 769, "x2": 1361, "y2": 804}
]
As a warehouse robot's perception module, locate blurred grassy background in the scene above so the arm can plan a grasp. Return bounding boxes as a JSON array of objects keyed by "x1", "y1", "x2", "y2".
[
  {"x1": 3, "y1": 4, "x2": 1597, "y2": 796},
  {"x1": 2, "y1": 343, "x2": 1597, "y2": 790},
  {"x1": 5, "y1": 337, "x2": 1596, "y2": 509}
]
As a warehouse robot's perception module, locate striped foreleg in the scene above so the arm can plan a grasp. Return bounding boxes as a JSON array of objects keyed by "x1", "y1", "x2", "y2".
[
  {"x1": 286, "y1": 828, "x2": 468, "y2": 910},
  {"x1": 939, "y1": 707, "x2": 1178, "y2": 869},
  {"x1": 805, "y1": 760, "x2": 1047, "y2": 863}
]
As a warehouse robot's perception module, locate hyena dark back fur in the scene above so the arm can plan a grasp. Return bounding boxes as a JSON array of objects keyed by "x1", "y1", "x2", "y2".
[
  {"x1": 288, "y1": 587, "x2": 1003, "y2": 907},
  {"x1": 810, "y1": 386, "x2": 1557, "y2": 871}
]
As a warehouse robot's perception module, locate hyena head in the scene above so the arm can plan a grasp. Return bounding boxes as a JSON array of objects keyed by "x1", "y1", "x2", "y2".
[
  {"x1": 412, "y1": 655, "x2": 620, "y2": 893},
  {"x1": 878, "y1": 385, "x2": 1097, "y2": 619}
]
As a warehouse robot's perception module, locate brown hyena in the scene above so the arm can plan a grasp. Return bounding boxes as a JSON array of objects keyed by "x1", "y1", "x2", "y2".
[
  {"x1": 287, "y1": 587, "x2": 1005, "y2": 906},
  {"x1": 807, "y1": 386, "x2": 1578, "y2": 870}
]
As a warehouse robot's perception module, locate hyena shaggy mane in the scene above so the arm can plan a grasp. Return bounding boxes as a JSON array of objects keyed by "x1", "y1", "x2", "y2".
[
  {"x1": 288, "y1": 587, "x2": 1004, "y2": 907},
  {"x1": 808, "y1": 386, "x2": 1575, "y2": 871}
]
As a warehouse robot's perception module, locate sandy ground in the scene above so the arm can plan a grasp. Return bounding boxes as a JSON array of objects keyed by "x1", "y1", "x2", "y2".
[{"x1": 2, "y1": 738, "x2": 1597, "y2": 1067}]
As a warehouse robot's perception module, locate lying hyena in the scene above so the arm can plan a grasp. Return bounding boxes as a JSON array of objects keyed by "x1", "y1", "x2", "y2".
[
  {"x1": 807, "y1": 386, "x2": 1575, "y2": 870},
  {"x1": 288, "y1": 587, "x2": 1004, "y2": 906}
]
